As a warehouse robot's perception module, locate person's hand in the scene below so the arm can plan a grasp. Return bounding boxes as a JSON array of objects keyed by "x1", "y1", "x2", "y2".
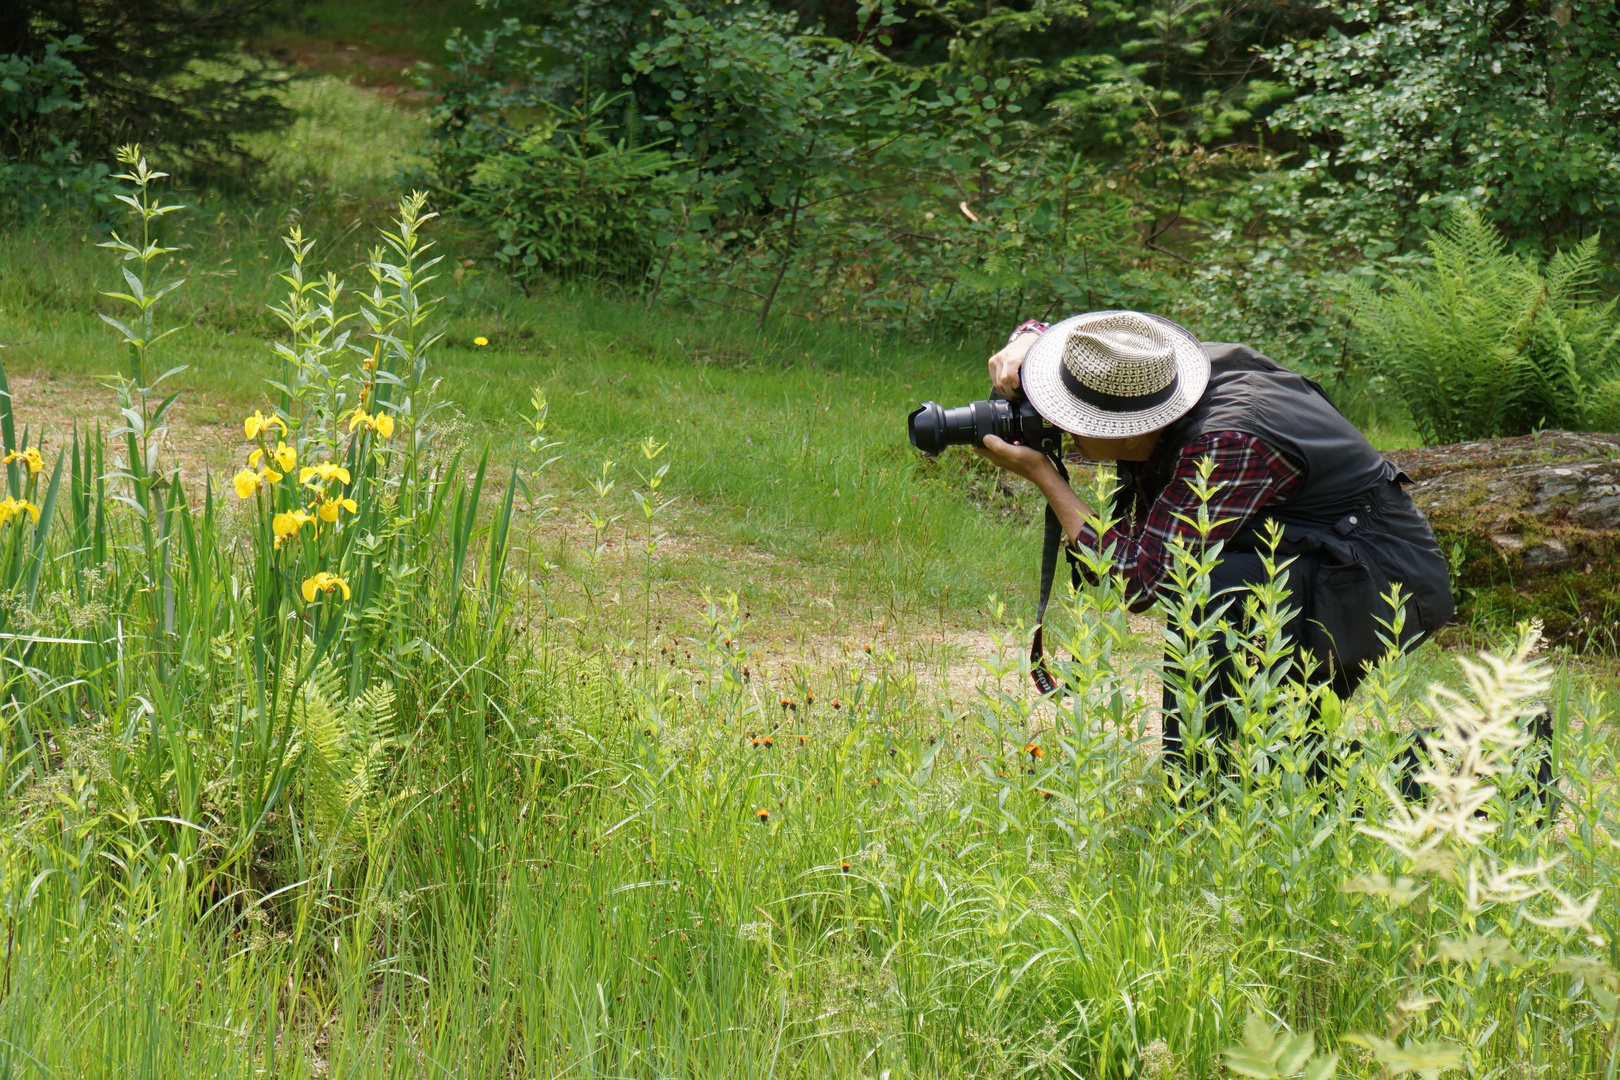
[
  {"x1": 973, "y1": 434, "x2": 1056, "y2": 483},
  {"x1": 988, "y1": 331, "x2": 1039, "y2": 398}
]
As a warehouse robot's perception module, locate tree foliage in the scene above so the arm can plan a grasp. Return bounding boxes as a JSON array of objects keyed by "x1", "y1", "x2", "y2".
[
  {"x1": 0, "y1": 35, "x2": 111, "y2": 208},
  {"x1": 1, "y1": 0, "x2": 300, "y2": 169},
  {"x1": 1270, "y1": 0, "x2": 1620, "y2": 257},
  {"x1": 434, "y1": 0, "x2": 1620, "y2": 434}
]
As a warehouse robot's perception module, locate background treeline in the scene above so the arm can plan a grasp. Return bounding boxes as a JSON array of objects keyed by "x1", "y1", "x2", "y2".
[
  {"x1": 433, "y1": 0, "x2": 1620, "y2": 435},
  {"x1": 5, "y1": 0, "x2": 1620, "y2": 439}
]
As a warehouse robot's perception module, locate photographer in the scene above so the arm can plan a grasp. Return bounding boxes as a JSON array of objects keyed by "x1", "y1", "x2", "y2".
[{"x1": 970, "y1": 311, "x2": 1454, "y2": 768}]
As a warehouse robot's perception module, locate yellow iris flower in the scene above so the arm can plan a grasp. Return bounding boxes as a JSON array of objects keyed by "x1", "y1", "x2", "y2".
[
  {"x1": 301, "y1": 572, "x2": 351, "y2": 603},
  {"x1": 347, "y1": 408, "x2": 396, "y2": 439},
  {"x1": 244, "y1": 453, "x2": 284, "y2": 487},
  {"x1": 271, "y1": 508, "x2": 315, "y2": 548},
  {"x1": 232, "y1": 468, "x2": 261, "y2": 499},
  {"x1": 0, "y1": 497, "x2": 41, "y2": 526},
  {"x1": 247, "y1": 446, "x2": 294, "y2": 478},
  {"x1": 244, "y1": 410, "x2": 288, "y2": 439},
  {"x1": 3, "y1": 447, "x2": 45, "y2": 475},
  {"x1": 300, "y1": 462, "x2": 352, "y2": 487},
  {"x1": 318, "y1": 496, "x2": 359, "y2": 523}
]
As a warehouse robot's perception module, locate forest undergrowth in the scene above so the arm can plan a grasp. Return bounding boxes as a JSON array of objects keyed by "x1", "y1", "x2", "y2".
[{"x1": 0, "y1": 147, "x2": 1617, "y2": 1080}]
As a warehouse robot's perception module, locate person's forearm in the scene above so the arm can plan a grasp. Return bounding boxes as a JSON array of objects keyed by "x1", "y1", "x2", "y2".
[{"x1": 1028, "y1": 461, "x2": 1091, "y2": 547}]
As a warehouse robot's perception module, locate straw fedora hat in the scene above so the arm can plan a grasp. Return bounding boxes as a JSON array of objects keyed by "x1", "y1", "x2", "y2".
[{"x1": 1021, "y1": 310, "x2": 1209, "y2": 439}]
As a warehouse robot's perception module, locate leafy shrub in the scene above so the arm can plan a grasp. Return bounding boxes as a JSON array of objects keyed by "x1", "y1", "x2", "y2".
[
  {"x1": 0, "y1": 35, "x2": 111, "y2": 210},
  {"x1": 434, "y1": 1, "x2": 1162, "y2": 329},
  {"x1": 428, "y1": 0, "x2": 1377, "y2": 383},
  {"x1": 461, "y1": 92, "x2": 679, "y2": 282},
  {"x1": 1352, "y1": 206, "x2": 1620, "y2": 444},
  {"x1": 0, "y1": 34, "x2": 82, "y2": 156}
]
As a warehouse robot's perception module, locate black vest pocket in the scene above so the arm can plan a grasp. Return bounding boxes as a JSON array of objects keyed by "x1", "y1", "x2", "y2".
[{"x1": 1307, "y1": 551, "x2": 1390, "y2": 685}]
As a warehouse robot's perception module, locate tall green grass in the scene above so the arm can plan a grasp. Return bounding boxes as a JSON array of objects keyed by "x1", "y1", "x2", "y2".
[{"x1": 0, "y1": 143, "x2": 1615, "y2": 1080}]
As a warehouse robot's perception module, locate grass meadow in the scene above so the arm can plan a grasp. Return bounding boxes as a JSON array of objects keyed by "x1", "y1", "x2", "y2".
[{"x1": 1, "y1": 74, "x2": 1619, "y2": 1080}]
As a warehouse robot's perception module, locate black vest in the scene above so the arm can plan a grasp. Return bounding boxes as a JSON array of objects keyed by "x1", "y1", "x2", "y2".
[{"x1": 1137, "y1": 343, "x2": 1454, "y2": 675}]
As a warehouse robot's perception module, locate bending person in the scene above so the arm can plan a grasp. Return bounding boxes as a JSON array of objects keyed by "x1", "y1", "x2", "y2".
[{"x1": 974, "y1": 311, "x2": 1454, "y2": 769}]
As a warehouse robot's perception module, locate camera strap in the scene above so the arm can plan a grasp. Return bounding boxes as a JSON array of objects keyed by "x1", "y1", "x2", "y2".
[{"x1": 1030, "y1": 453, "x2": 1081, "y2": 696}]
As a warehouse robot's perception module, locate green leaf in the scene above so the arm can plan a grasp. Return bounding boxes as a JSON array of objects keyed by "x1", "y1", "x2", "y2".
[
  {"x1": 1346, "y1": 1034, "x2": 1465, "y2": 1078},
  {"x1": 1432, "y1": 934, "x2": 1527, "y2": 966},
  {"x1": 1223, "y1": 1013, "x2": 1336, "y2": 1079}
]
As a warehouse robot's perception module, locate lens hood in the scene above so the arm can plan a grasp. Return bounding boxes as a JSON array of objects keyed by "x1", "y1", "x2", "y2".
[{"x1": 907, "y1": 401, "x2": 948, "y2": 456}]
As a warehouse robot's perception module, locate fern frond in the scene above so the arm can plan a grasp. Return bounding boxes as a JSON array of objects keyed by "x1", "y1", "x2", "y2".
[{"x1": 1355, "y1": 207, "x2": 1620, "y2": 442}]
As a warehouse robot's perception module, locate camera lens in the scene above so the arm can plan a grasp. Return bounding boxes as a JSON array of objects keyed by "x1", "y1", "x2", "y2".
[
  {"x1": 910, "y1": 400, "x2": 1003, "y2": 454},
  {"x1": 909, "y1": 397, "x2": 1062, "y2": 456},
  {"x1": 911, "y1": 399, "x2": 1027, "y2": 454}
]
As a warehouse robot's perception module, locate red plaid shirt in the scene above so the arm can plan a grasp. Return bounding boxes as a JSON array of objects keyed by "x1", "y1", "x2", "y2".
[{"x1": 1076, "y1": 431, "x2": 1303, "y2": 610}]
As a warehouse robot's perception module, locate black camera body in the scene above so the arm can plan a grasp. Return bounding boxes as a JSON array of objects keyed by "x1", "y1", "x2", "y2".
[{"x1": 907, "y1": 396, "x2": 1064, "y2": 457}]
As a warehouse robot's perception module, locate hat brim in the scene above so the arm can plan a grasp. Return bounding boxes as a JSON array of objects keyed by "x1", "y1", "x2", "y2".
[{"x1": 1020, "y1": 311, "x2": 1209, "y2": 439}]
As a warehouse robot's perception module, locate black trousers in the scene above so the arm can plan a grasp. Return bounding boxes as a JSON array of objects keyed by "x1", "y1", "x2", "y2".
[
  {"x1": 1159, "y1": 551, "x2": 1358, "y2": 775},
  {"x1": 1160, "y1": 552, "x2": 1555, "y2": 808}
]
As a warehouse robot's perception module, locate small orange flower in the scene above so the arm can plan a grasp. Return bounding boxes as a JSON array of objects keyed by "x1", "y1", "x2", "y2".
[
  {"x1": 831, "y1": 699, "x2": 841, "y2": 709},
  {"x1": 1025, "y1": 742, "x2": 1044, "y2": 760},
  {"x1": 840, "y1": 861, "x2": 851, "y2": 872},
  {"x1": 862, "y1": 644, "x2": 872, "y2": 653},
  {"x1": 755, "y1": 808, "x2": 770, "y2": 822},
  {"x1": 762, "y1": 736, "x2": 774, "y2": 748}
]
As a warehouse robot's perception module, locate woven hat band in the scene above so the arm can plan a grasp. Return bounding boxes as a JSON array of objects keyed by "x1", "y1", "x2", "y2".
[{"x1": 1060, "y1": 362, "x2": 1180, "y2": 413}]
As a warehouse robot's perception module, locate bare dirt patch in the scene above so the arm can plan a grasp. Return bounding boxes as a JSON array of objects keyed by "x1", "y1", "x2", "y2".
[{"x1": 9, "y1": 372, "x2": 245, "y2": 486}]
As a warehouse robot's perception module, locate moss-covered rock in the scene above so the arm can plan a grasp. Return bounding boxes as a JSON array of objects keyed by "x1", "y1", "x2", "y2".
[{"x1": 1388, "y1": 431, "x2": 1620, "y2": 649}]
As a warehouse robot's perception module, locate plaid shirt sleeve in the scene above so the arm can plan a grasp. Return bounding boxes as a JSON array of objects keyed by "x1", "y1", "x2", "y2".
[{"x1": 1073, "y1": 431, "x2": 1304, "y2": 610}]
